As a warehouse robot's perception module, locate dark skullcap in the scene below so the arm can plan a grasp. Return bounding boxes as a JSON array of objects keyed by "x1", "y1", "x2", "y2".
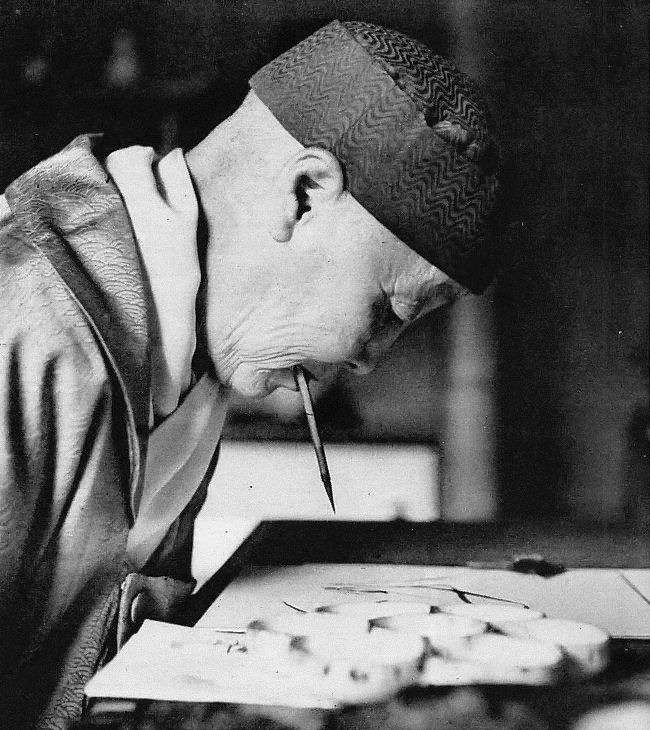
[{"x1": 250, "y1": 20, "x2": 500, "y2": 293}]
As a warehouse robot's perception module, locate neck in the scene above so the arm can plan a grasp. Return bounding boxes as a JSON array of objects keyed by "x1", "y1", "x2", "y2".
[
  {"x1": 183, "y1": 94, "x2": 304, "y2": 383},
  {"x1": 184, "y1": 110, "x2": 258, "y2": 383}
]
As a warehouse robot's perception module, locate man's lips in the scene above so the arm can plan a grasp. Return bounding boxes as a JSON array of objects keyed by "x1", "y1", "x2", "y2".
[
  {"x1": 265, "y1": 369, "x2": 299, "y2": 391},
  {"x1": 300, "y1": 366, "x2": 317, "y2": 382},
  {"x1": 265, "y1": 362, "x2": 337, "y2": 393},
  {"x1": 299, "y1": 359, "x2": 336, "y2": 382}
]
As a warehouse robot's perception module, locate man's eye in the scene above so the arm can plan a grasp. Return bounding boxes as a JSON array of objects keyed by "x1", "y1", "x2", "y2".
[{"x1": 390, "y1": 297, "x2": 420, "y2": 324}]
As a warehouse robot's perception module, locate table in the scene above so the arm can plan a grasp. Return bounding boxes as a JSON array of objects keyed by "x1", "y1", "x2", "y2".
[{"x1": 78, "y1": 520, "x2": 650, "y2": 729}]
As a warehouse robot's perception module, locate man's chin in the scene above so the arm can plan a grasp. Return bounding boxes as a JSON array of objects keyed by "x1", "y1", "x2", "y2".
[{"x1": 228, "y1": 367, "x2": 298, "y2": 399}]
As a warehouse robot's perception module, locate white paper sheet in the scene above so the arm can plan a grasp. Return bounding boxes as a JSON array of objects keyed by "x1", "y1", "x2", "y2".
[
  {"x1": 198, "y1": 564, "x2": 650, "y2": 639},
  {"x1": 85, "y1": 620, "x2": 337, "y2": 708},
  {"x1": 621, "y1": 569, "x2": 650, "y2": 604},
  {"x1": 86, "y1": 564, "x2": 650, "y2": 708}
]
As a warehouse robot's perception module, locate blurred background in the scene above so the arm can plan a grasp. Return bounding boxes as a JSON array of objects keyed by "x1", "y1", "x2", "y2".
[{"x1": 1, "y1": 0, "x2": 647, "y2": 530}]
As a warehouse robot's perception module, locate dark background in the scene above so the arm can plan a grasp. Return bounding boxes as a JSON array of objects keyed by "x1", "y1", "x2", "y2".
[{"x1": 1, "y1": 0, "x2": 647, "y2": 523}]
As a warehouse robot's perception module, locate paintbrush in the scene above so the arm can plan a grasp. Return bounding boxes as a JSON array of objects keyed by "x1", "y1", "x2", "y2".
[{"x1": 293, "y1": 365, "x2": 335, "y2": 513}]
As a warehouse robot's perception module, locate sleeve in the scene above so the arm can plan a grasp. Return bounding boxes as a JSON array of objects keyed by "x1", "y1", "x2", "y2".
[{"x1": 0, "y1": 227, "x2": 129, "y2": 723}]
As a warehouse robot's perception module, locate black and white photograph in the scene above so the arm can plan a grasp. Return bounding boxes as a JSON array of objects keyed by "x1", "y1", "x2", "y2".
[{"x1": 0, "y1": 1, "x2": 648, "y2": 728}]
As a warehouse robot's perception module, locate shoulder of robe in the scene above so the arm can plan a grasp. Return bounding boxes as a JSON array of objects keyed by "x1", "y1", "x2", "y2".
[{"x1": 0, "y1": 214, "x2": 110, "y2": 395}]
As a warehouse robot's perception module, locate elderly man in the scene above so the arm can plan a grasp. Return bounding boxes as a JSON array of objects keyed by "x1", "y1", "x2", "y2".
[{"x1": 0, "y1": 20, "x2": 498, "y2": 729}]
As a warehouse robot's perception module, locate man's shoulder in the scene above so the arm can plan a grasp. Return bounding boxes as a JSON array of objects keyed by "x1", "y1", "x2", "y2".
[
  {"x1": 0, "y1": 133, "x2": 144, "y2": 347},
  {"x1": 1, "y1": 135, "x2": 153, "y2": 432},
  {"x1": 0, "y1": 209, "x2": 107, "y2": 381},
  {"x1": 4, "y1": 134, "x2": 118, "y2": 227}
]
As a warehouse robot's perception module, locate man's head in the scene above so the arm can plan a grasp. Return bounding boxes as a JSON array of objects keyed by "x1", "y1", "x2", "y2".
[{"x1": 186, "y1": 20, "x2": 498, "y2": 398}]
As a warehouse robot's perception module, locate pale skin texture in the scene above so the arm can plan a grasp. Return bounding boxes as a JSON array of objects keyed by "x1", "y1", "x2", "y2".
[{"x1": 186, "y1": 92, "x2": 465, "y2": 399}]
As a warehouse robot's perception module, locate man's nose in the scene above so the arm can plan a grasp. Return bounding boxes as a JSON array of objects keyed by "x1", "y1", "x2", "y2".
[
  {"x1": 345, "y1": 358, "x2": 377, "y2": 375},
  {"x1": 345, "y1": 322, "x2": 403, "y2": 375},
  {"x1": 344, "y1": 342, "x2": 385, "y2": 375}
]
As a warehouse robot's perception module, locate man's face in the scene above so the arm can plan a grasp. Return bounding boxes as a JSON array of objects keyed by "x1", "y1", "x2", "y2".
[{"x1": 203, "y1": 191, "x2": 457, "y2": 398}]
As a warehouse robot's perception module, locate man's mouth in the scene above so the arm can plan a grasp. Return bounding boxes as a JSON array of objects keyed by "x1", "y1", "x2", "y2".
[
  {"x1": 301, "y1": 366, "x2": 317, "y2": 383},
  {"x1": 263, "y1": 362, "x2": 336, "y2": 395},
  {"x1": 299, "y1": 359, "x2": 337, "y2": 383}
]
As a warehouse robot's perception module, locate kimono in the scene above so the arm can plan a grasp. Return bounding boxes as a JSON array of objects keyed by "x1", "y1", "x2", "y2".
[{"x1": 0, "y1": 135, "x2": 208, "y2": 728}]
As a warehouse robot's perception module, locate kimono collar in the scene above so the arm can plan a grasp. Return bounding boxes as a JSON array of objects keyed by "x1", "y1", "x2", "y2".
[{"x1": 106, "y1": 145, "x2": 200, "y2": 421}]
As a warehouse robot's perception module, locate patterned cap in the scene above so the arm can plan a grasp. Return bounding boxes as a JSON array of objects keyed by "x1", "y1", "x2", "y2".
[{"x1": 250, "y1": 20, "x2": 499, "y2": 293}]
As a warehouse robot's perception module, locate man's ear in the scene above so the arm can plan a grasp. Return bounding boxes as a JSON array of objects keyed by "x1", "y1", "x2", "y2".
[{"x1": 268, "y1": 148, "x2": 344, "y2": 242}]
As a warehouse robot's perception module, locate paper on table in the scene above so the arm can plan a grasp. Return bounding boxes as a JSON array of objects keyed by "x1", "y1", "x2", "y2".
[
  {"x1": 86, "y1": 565, "x2": 650, "y2": 707},
  {"x1": 198, "y1": 564, "x2": 650, "y2": 639},
  {"x1": 621, "y1": 569, "x2": 650, "y2": 604},
  {"x1": 85, "y1": 620, "x2": 337, "y2": 708}
]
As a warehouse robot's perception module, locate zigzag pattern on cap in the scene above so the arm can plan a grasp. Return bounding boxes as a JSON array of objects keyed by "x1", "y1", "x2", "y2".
[
  {"x1": 342, "y1": 21, "x2": 497, "y2": 172},
  {"x1": 338, "y1": 94, "x2": 498, "y2": 283},
  {"x1": 250, "y1": 20, "x2": 499, "y2": 292}
]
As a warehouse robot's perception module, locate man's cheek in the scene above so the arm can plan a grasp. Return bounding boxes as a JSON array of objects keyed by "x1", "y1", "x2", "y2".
[{"x1": 311, "y1": 327, "x2": 369, "y2": 364}]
